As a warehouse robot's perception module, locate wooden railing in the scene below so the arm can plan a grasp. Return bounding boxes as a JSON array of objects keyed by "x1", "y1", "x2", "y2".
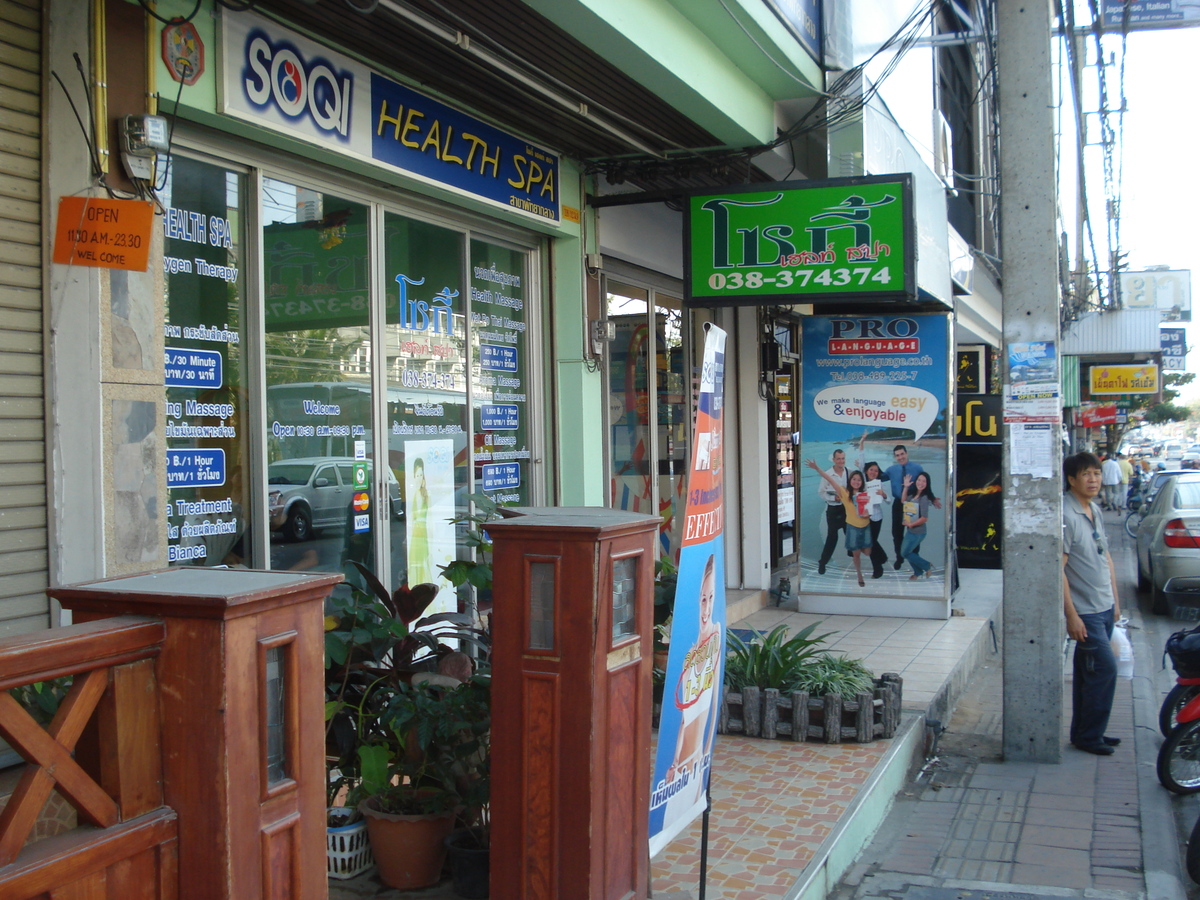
[{"x1": 0, "y1": 615, "x2": 179, "y2": 899}]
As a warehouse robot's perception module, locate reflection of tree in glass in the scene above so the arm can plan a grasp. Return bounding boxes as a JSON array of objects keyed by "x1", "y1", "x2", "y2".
[{"x1": 264, "y1": 328, "x2": 366, "y2": 386}]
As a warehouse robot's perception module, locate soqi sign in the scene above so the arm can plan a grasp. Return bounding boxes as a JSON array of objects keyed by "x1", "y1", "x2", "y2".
[{"x1": 685, "y1": 175, "x2": 915, "y2": 308}]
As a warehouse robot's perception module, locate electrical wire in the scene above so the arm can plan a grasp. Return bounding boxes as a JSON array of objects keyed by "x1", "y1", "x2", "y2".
[
  {"x1": 137, "y1": 0, "x2": 203, "y2": 26},
  {"x1": 154, "y1": 62, "x2": 190, "y2": 194},
  {"x1": 398, "y1": 0, "x2": 690, "y2": 155},
  {"x1": 714, "y1": 0, "x2": 831, "y2": 94},
  {"x1": 51, "y1": 70, "x2": 102, "y2": 179},
  {"x1": 586, "y1": 0, "x2": 939, "y2": 185}
]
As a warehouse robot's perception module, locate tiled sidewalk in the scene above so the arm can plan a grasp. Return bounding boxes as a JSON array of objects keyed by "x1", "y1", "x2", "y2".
[
  {"x1": 650, "y1": 733, "x2": 894, "y2": 900},
  {"x1": 836, "y1": 661, "x2": 1145, "y2": 898}
]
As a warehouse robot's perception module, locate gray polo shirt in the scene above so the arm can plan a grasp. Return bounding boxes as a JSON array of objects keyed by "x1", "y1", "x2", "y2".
[{"x1": 1063, "y1": 490, "x2": 1115, "y2": 615}]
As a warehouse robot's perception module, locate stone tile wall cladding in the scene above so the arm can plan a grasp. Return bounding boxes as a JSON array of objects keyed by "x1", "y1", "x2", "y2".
[{"x1": 718, "y1": 674, "x2": 903, "y2": 743}]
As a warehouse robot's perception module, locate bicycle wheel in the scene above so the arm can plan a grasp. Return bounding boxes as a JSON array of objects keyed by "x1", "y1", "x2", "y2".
[
  {"x1": 1189, "y1": 814, "x2": 1200, "y2": 884},
  {"x1": 1161, "y1": 684, "x2": 1200, "y2": 737},
  {"x1": 1158, "y1": 720, "x2": 1200, "y2": 794},
  {"x1": 1125, "y1": 509, "x2": 1140, "y2": 538}
]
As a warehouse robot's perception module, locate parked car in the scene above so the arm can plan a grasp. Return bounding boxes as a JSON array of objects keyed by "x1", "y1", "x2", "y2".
[
  {"x1": 1164, "y1": 442, "x2": 1185, "y2": 463},
  {"x1": 1136, "y1": 473, "x2": 1200, "y2": 614},
  {"x1": 268, "y1": 457, "x2": 401, "y2": 541}
]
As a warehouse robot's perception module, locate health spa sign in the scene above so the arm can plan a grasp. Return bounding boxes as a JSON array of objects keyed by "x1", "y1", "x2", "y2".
[
  {"x1": 685, "y1": 175, "x2": 915, "y2": 308},
  {"x1": 220, "y1": 11, "x2": 560, "y2": 223}
]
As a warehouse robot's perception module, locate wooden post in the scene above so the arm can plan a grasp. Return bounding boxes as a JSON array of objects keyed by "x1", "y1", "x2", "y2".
[
  {"x1": 855, "y1": 691, "x2": 874, "y2": 743},
  {"x1": 52, "y1": 568, "x2": 342, "y2": 900},
  {"x1": 823, "y1": 694, "x2": 843, "y2": 744},
  {"x1": 743, "y1": 686, "x2": 761, "y2": 737},
  {"x1": 792, "y1": 692, "x2": 809, "y2": 742},
  {"x1": 762, "y1": 689, "x2": 779, "y2": 739}
]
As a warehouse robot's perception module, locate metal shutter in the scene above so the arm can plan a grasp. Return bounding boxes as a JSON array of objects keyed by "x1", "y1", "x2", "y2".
[{"x1": 0, "y1": 0, "x2": 48, "y2": 636}]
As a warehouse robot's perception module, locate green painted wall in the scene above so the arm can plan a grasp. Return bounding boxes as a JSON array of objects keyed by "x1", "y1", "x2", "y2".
[{"x1": 522, "y1": 0, "x2": 784, "y2": 146}]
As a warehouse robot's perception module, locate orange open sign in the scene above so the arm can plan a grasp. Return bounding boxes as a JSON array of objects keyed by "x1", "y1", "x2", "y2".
[{"x1": 53, "y1": 197, "x2": 154, "y2": 271}]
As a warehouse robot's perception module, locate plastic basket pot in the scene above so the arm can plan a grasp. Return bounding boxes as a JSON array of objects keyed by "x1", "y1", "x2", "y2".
[{"x1": 327, "y1": 807, "x2": 374, "y2": 880}]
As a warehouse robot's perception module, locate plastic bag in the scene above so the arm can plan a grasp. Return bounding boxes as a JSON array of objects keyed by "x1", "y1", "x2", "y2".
[{"x1": 1112, "y1": 624, "x2": 1134, "y2": 680}]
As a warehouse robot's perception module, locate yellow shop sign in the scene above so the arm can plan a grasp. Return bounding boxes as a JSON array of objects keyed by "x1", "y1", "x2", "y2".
[{"x1": 1088, "y1": 364, "x2": 1159, "y2": 395}]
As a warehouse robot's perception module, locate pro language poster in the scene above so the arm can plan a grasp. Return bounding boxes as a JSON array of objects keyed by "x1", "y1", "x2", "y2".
[
  {"x1": 799, "y1": 314, "x2": 949, "y2": 605},
  {"x1": 649, "y1": 324, "x2": 727, "y2": 858}
]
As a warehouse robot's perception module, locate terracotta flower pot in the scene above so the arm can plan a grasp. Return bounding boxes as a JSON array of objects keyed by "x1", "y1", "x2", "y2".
[{"x1": 358, "y1": 797, "x2": 456, "y2": 890}]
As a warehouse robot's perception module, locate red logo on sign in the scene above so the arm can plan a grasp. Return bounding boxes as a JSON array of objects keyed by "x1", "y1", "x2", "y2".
[{"x1": 353, "y1": 492, "x2": 370, "y2": 512}]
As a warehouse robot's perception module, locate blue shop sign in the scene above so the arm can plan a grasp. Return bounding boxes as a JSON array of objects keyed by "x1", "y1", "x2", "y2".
[
  {"x1": 167, "y1": 448, "x2": 226, "y2": 488},
  {"x1": 480, "y1": 344, "x2": 518, "y2": 372},
  {"x1": 371, "y1": 75, "x2": 559, "y2": 222},
  {"x1": 481, "y1": 404, "x2": 520, "y2": 430},
  {"x1": 165, "y1": 347, "x2": 223, "y2": 389},
  {"x1": 222, "y1": 12, "x2": 560, "y2": 224},
  {"x1": 481, "y1": 463, "x2": 521, "y2": 492},
  {"x1": 763, "y1": 0, "x2": 822, "y2": 60}
]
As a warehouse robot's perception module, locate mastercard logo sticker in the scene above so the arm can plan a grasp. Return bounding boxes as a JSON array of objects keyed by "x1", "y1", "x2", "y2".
[{"x1": 353, "y1": 492, "x2": 370, "y2": 512}]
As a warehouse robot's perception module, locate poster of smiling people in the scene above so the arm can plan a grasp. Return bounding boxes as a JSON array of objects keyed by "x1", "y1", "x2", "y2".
[{"x1": 799, "y1": 314, "x2": 951, "y2": 615}]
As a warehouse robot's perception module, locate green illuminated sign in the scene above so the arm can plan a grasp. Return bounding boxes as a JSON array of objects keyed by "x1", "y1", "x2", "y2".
[{"x1": 686, "y1": 175, "x2": 915, "y2": 307}]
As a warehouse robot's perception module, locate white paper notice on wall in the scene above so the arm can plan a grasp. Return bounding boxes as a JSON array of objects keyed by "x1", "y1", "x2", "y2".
[{"x1": 1009, "y1": 423, "x2": 1054, "y2": 479}]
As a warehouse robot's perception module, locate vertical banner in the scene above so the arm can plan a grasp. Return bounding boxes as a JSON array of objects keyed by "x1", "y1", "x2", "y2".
[
  {"x1": 649, "y1": 324, "x2": 727, "y2": 858},
  {"x1": 799, "y1": 314, "x2": 949, "y2": 602}
]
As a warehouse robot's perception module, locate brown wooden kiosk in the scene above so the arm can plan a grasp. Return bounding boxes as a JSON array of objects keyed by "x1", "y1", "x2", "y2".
[
  {"x1": 45, "y1": 567, "x2": 341, "y2": 900},
  {"x1": 488, "y1": 508, "x2": 659, "y2": 900}
]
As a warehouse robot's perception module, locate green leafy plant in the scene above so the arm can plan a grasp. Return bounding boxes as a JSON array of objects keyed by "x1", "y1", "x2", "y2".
[
  {"x1": 723, "y1": 623, "x2": 837, "y2": 693},
  {"x1": 354, "y1": 674, "x2": 491, "y2": 820},
  {"x1": 8, "y1": 677, "x2": 73, "y2": 725},
  {"x1": 324, "y1": 561, "x2": 490, "y2": 811},
  {"x1": 439, "y1": 492, "x2": 501, "y2": 594},
  {"x1": 792, "y1": 655, "x2": 876, "y2": 697}
]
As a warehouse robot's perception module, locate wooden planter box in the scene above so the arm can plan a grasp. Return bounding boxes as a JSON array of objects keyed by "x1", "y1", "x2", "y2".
[{"x1": 717, "y1": 673, "x2": 902, "y2": 743}]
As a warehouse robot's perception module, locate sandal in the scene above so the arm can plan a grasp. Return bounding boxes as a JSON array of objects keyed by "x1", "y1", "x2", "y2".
[{"x1": 858, "y1": 577, "x2": 865, "y2": 586}]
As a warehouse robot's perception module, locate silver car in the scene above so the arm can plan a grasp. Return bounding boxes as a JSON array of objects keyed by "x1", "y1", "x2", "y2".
[
  {"x1": 1136, "y1": 473, "x2": 1200, "y2": 614},
  {"x1": 268, "y1": 457, "x2": 401, "y2": 542}
]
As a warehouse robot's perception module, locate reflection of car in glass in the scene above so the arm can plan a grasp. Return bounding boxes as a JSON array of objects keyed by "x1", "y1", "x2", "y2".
[
  {"x1": 268, "y1": 457, "x2": 400, "y2": 541},
  {"x1": 1136, "y1": 473, "x2": 1200, "y2": 614}
]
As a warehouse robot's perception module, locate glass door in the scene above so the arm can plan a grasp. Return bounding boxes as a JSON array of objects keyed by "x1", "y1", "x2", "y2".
[
  {"x1": 262, "y1": 179, "x2": 375, "y2": 576},
  {"x1": 380, "y1": 212, "x2": 466, "y2": 617},
  {"x1": 605, "y1": 280, "x2": 688, "y2": 561}
]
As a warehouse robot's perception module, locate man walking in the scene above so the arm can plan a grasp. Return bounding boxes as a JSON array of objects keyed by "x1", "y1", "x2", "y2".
[
  {"x1": 816, "y1": 449, "x2": 849, "y2": 575},
  {"x1": 1063, "y1": 451, "x2": 1121, "y2": 755},
  {"x1": 1100, "y1": 452, "x2": 1122, "y2": 511}
]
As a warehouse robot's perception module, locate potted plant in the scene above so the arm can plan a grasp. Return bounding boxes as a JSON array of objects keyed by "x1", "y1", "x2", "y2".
[
  {"x1": 324, "y1": 561, "x2": 491, "y2": 887},
  {"x1": 352, "y1": 674, "x2": 489, "y2": 890},
  {"x1": 441, "y1": 680, "x2": 491, "y2": 899},
  {"x1": 722, "y1": 622, "x2": 836, "y2": 694}
]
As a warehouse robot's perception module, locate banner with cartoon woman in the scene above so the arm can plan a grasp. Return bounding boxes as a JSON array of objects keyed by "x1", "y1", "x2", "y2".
[
  {"x1": 648, "y1": 324, "x2": 727, "y2": 858},
  {"x1": 799, "y1": 314, "x2": 950, "y2": 612}
]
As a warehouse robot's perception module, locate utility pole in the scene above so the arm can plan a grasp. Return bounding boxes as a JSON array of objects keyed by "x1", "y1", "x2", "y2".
[{"x1": 997, "y1": 0, "x2": 1064, "y2": 762}]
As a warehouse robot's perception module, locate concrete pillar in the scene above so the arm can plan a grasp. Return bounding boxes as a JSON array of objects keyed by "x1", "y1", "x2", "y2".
[
  {"x1": 731, "y1": 306, "x2": 771, "y2": 591},
  {"x1": 997, "y1": 0, "x2": 1064, "y2": 762}
]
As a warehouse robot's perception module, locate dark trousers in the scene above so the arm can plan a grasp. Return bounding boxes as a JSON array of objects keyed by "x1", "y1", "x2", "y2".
[
  {"x1": 868, "y1": 518, "x2": 887, "y2": 573},
  {"x1": 818, "y1": 504, "x2": 846, "y2": 566},
  {"x1": 1070, "y1": 607, "x2": 1117, "y2": 747},
  {"x1": 891, "y1": 496, "x2": 906, "y2": 559}
]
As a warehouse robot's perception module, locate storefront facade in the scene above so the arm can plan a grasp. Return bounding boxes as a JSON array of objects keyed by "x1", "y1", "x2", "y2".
[{"x1": 22, "y1": 0, "x2": 1008, "y2": 635}]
